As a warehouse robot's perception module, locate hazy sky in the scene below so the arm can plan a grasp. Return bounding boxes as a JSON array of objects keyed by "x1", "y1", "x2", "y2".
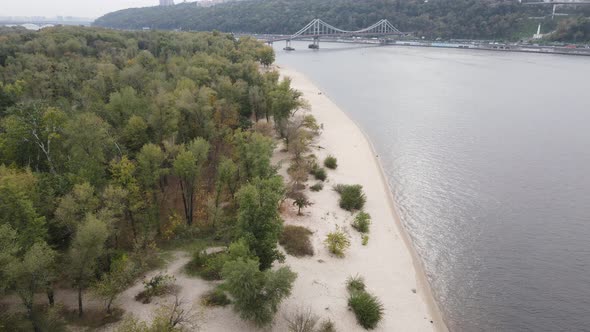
[{"x1": 3, "y1": 0, "x2": 161, "y2": 19}]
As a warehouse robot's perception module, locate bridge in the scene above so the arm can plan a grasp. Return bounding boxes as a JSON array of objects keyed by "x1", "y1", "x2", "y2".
[{"x1": 265, "y1": 19, "x2": 404, "y2": 49}]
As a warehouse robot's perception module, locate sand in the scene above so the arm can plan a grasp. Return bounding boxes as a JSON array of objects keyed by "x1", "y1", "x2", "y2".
[{"x1": 273, "y1": 66, "x2": 447, "y2": 332}]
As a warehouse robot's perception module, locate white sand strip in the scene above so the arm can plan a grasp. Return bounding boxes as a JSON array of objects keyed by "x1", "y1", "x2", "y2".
[{"x1": 276, "y1": 66, "x2": 447, "y2": 332}]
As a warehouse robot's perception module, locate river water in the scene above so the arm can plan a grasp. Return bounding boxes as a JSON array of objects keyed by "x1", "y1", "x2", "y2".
[{"x1": 275, "y1": 41, "x2": 590, "y2": 331}]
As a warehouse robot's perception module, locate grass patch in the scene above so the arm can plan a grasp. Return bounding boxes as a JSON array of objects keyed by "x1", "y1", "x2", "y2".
[
  {"x1": 185, "y1": 249, "x2": 228, "y2": 280},
  {"x1": 310, "y1": 167, "x2": 327, "y2": 181},
  {"x1": 324, "y1": 227, "x2": 350, "y2": 258},
  {"x1": 201, "y1": 287, "x2": 231, "y2": 307},
  {"x1": 362, "y1": 234, "x2": 369, "y2": 246},
  {"x1": 352, "y1": 212, "x2": 371, "y2": 233},
  {"x1": 334, "y1": 184, "x2": 366, "y2": 212},
  {"x1": 346, "y1": 275, "x2": 366, "y2": 293},
  {"x1": 348, "y1": 291, "x2": 384, "y2": 330},
  {"x1": 310, "y1": 183, "x2": 323, "y2": 192},
  {"x1": 280, "y1": 225, "x2": 314, "y2": 257},
  {"x1": 324, "y1": 155, "x2": 338, "y2": 169}
]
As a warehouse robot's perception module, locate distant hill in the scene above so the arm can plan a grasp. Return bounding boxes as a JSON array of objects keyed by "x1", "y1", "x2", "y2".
[{"x1": 94, "y1": 0, "x2": 554, "y2": 40}]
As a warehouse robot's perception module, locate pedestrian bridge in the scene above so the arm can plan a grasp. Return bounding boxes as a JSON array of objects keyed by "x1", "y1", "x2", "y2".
[{"x1": 265, "y1": 19, "x2": 404, "y2": 49}]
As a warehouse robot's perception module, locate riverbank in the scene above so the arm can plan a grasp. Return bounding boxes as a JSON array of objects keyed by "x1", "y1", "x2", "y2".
[{"x1": 277, "y1": 66, "x2": 447, "y2": 331}]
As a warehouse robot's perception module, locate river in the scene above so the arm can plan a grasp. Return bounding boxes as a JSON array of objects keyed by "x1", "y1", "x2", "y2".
[{"x1": 274, "y1": 41, "x2": 590, "y2": 331}]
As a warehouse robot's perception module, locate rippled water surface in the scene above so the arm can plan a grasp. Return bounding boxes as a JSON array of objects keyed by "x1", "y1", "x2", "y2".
[{"x1": 275, "y1": 42, "x2": 590, "y2": 331}]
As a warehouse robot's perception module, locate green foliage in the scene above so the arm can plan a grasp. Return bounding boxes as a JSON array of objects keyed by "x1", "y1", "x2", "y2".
[
  {"x1": 135, "y1": 273, "x2": 176, "y2": 304},
  {"x1": 347, "y1": 291, "x2": 384, "y2": 330},
  {"x1": 310, "y1": 183, "x2": 324, "y2": 192},
  {"x1": 352, "y1": 212, "x2": 371, "y2": 234},
  {"x1": 222, "y1": 258, "x2": 297, "y2": 327},
  {"x1": 324, "y1": 156, "x2": 338, "y2": 170},
  {"x1": 346, "y1": 275, "x2": 366, "y2": 293},
  {"x1": 234, "y1": 130, "x2": 275, "y2": 182},
  {"x1": 334, "y1": 184, "x2": 366, "y2": 212},
  {"x1": 185, "y1": 249, "x2": 228, "y2": 281},
  {"x1": 291, "y1": 191, "x2": 312, "y2": 216},
  {"x1": 362, "y1": 234, "x2": 369, "y2": 246},
  {"x1": 236, "y1": 176, "x2": 285, "y2": 270},
  {"x1": 6, "y1": 241, "x2": 57, "y2": 328},
  {"x1": 324, "y1": 227, "x2": 350, "y2": 258},
  {"x1": 280, "y1": 225, "x2": 314, "y2": 257},
  {"x1": 551, "y1": 17, "x2": 590, "y2": 43},
  {"x1": 92, "y1": 255, "x2": 137, "y2": 313},
  {"x1": 94, "y1": 0, "x2": 545, "y2": 41},
  {"x1": 201, "y1": 287, "x2": 231, "y2": 307},
  {"x1": 69, "y1": 214, "x2": 109, "y2": 316},
  {"x1": 310, "y1": 167, "x2": 327, "y2": 181}
]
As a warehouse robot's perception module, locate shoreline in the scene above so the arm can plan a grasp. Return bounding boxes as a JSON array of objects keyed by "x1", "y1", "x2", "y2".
[{"x1": 278, "y1": 65, "x2": 448, "y2": 332}]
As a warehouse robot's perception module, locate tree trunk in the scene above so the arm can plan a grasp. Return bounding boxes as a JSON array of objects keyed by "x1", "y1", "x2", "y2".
[
  {"x1": 47, "y1": 287, "x2": 55, "y2": 306},
  {"x1": 27, "y1": 307, "x2": 41, "y2": 332},
  {"x1": 78, "y1": 287, "x2": 83, "y2": 317}
]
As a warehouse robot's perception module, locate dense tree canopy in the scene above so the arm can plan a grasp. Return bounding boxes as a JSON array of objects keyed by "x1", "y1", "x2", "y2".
[
  {"x1": 94, "y1": 0, "x2": 553, "y2": 40},
  {"x1": 0, "y1": 26, "x2": 304, "y2": 328}
]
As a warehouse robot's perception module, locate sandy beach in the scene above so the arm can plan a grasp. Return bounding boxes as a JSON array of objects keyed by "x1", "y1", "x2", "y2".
[{"x1": 274, "y1": 66, "x2": 447, "y2": 331}]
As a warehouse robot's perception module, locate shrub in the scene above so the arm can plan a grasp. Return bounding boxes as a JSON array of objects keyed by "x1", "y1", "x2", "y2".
[
  {"x1": 348, "y1": 291, "x2": 384, "y2": 330},
  {"x1": 324, "y1": 227, "x2": 350, "y2": 258},
  {"x1": 310, "y1": 183, "x2": 323, "y2": 192},
  {"x1": 185, "y1": 249, "x2": 228, "y2": 280},
  {"x1": 310, "y1": 167, "x2": 327, "y2": 181},
  {"x1": 346, "y1": 275, "x2": 366, "y2": 293},
  {"x1": 334, "y1": 184, "x2": 366, "y2": 212},
  {"x1": 280, "y1": 225, "x2": 314, "y2": 257},
  {"x1": 324, "y1": 156, "x2": 338, "y2": 169},
  {"x1": 201, "y1": 288, "x2": 231, "y2": 307},
  {"x1": 352, "y1": 212, "x2": 371, "y2": 233},
  {"x1": 135, "y1": 273, "x2": 175, "y2": 304},
  {"x1": 222, "y1": 258, "x2": 297, "y2": 327},
  {"x1": 362, "y1": 234, "x2": 369, "y2": 246},
  {"x1": 318, "y1": 319, "x2": 337, "y2": 332},
  {"x1": 284, "y1": 307, "x2": 319, "y2": 332}
]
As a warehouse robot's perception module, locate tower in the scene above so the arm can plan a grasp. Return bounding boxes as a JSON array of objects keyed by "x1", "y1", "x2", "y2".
[{"x1": 159, "y1": 0, "x2": 175, "y2": 6}]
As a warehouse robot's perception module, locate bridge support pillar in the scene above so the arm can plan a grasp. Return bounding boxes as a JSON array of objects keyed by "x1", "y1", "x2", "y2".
[{"x1": 310, "y1": 37, "x2": 320, "y2": 49}]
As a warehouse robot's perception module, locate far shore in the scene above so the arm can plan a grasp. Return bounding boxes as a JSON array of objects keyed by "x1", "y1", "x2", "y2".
[{"x1": 277, "y1": 65, "x2": 448, "y2": 331}]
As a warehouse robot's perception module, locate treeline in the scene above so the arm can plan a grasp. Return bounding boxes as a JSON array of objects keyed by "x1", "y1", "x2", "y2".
[
  {"x1": 0, "y1": 26, "x2": 303, "y2": 330},
  {"x1": 93, "y1": 0, "x2": 548, "y2": 40},
  {"x1": 551, "y1": 16, "x2": 590, "y2": 42}
]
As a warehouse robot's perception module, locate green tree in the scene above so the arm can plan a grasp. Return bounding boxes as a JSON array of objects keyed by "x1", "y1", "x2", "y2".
[
  {"x1": 236, "y1": 176, "x2": 285, "y2": 270},
  {"x1": 173, "y1": 138, "x2": 210, "y2": 225},
  {"x1": 7, "y1": 241, "x2": 57, "y2": 331},
  {"x1": 122, "y1": 115, "x2": 149, "y2": 154},
  {"x1": 222, "y1": 258, "x2": 297, "y2": 327},
  {"x1": 256, "y1": 46, "x2": 275, "y2": 67},
  {"x1": 54, "y1": 182, "x2": 99, "y2": 244},
  {"x1": 69, "y1": 214, "x2": 109, "y2": 317},
  {"x1": 234, "y1": 130, "x2": 275, "y2": 182},
  {"x1": 92, "y1": 254, "x2": 135, "y2": 314},
  {"x1": 64, "y1": 112, "x2": 114, "y2": 186}
]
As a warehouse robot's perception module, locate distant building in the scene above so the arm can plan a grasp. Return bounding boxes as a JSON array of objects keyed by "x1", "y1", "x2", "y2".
[{"x1": 160, "y1": 0, "x2": 175, "y2": 6}]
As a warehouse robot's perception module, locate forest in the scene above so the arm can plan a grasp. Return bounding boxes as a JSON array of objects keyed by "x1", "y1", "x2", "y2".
[
  {"x1": 0, "y1": 26, "x2": 313, "y2": 330},
  {"x1": 93, "y1": 0, "x2": 552, "y2": 40}
]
